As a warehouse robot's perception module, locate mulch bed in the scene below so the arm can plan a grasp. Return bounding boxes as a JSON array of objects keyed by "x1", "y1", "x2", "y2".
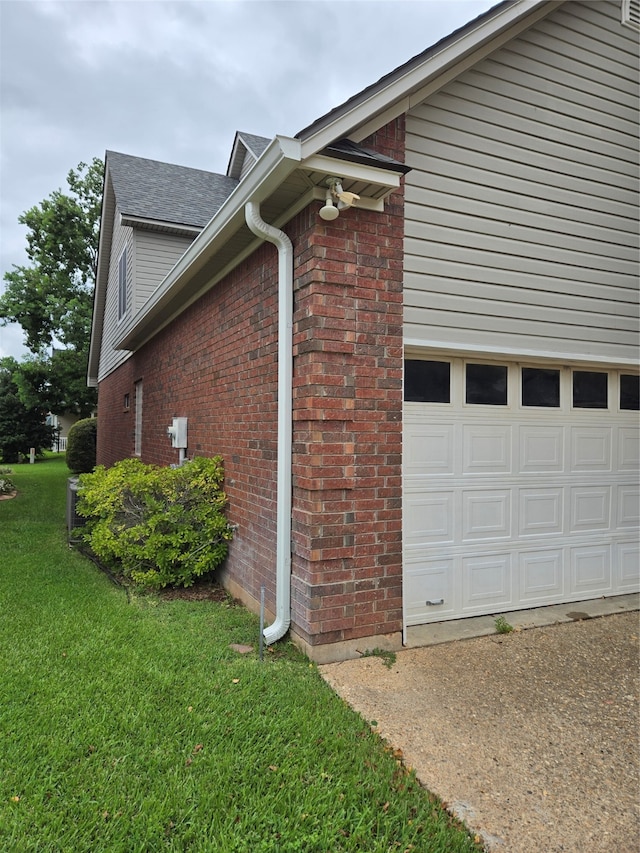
[
  {"x1": 158, "y1": 578, "x2": 229, "y2": 602},
  {"x1": 73, "y1": 541, "x2": 229, "y2": 603}
]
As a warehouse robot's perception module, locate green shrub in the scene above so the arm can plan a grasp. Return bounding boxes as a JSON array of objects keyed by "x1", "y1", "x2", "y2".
[
  {"x1": 77, "y1": 456, "x2": 233, "y2": 589},
  {"x1": 66, "y1": 418, "x2": 97, "y2": 474}
]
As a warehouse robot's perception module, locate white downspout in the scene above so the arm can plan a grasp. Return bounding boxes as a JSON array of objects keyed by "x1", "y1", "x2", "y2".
[{"x1": 245, "y1": 201, "x2": 293, "y2": 644}]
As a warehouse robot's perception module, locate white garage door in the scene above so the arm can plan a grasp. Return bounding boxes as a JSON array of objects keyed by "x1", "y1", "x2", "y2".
[{"x1": 403, "y1": 357, "x2": 640, "y2": 626}]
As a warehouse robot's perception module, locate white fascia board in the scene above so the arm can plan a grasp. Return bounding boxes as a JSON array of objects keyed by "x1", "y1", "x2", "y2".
[
  {"x1": 303, "y1": 154, "x2": 403, "y2": 190},
  {"x1": 299, "y1": 1, "x2": 559, "y2": 159},
  {"x1": 113, "y1": 135, "x2": 301, "y2": 352},
  {"x1": 88, "y1": 165, "x2": 114, "y2": 386}
]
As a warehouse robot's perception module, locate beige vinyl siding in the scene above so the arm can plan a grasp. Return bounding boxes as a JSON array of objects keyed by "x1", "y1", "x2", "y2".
[
  {"x1": 133, "y1": 231, "x2": 194, "y2": 312},
  {"x1": 97, "y1": 224, "x2": 195, "y2": 381},
  {"x1": 404, "y1": 0, "x2": 639, "y2": 363},
  {"x1": 98, "y1": 210, "x2": 133, "y2": 382},
  {"x1": 239, "y1": 152, "x2": 256, "y2": 180}
]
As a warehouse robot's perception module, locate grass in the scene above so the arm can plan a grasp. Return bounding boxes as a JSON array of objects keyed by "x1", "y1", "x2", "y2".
[
  {"x1": 0, "y1": 455, "x2": 481, "y2": 853},
  {"x1": 359, "y1": 648, "x2": 397, "y2": 670}
]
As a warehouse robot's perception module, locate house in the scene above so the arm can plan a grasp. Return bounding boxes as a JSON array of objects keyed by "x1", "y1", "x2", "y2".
[
  {"x1": 88, "y1": 0, "x2": 639, "y2": 662},
  {"x1": 47, "y1": 412, "x2": 82, "y2": 451}
]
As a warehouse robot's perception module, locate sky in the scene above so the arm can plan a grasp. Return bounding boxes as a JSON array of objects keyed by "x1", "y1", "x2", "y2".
[{"x1": 0, "y1": 0, "x2": 497, "y2": 361}]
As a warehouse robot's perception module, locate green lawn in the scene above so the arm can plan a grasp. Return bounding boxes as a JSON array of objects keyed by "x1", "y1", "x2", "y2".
[{"x1": 0, "y1": 455, "x2": 480, "y2": 852}]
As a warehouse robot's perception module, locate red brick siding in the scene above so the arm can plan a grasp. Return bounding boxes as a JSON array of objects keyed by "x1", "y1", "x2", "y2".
[
  {"x1": 289, "y1": 117, "x2": 406, "y2": 646},
  {"x1": 96, "y1": 116, "x2": 406, "y2": 649},
  {"x1": 97, "y1": 242, "x2": 281, "y2": 606},
  {"x1": 96, "y1": 358, "x2": 137, "y2": 464}
]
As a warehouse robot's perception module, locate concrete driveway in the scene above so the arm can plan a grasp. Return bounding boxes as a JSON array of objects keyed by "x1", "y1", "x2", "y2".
[{"x1": 320, "y1": 595, "x2": 639, "y2": 853}]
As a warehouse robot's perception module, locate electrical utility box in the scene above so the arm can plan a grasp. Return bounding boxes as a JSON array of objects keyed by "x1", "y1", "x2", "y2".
[{"x1": 167, "y1": 417, "x2": 188, "y2": 449}]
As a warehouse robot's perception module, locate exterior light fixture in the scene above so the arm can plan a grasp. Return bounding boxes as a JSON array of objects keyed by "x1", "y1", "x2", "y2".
[
  {"x1": 319, "y1": 177, "x2": 360, "y2": 220},
  {"x1": 319, "y1": 191, "x2": 339, "y2": 221}
]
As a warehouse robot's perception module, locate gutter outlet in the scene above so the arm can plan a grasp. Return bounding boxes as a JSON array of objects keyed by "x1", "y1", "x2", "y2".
[{"x1": 244, "y1": 201, "x2": 293, "y2": 644}]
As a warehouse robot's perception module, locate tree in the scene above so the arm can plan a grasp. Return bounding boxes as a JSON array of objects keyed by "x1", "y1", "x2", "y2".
[
  {"x1": 0, "y1": 358, "x2": 54, "y2": 463},
  {"x1": 0, "y1": 158, "x2": 103, "y2": 416},
  {"x1": 11, "y1": 350, "x2": 96, "y2": 418}
]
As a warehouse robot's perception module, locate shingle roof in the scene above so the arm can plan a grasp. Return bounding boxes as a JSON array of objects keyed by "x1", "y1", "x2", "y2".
[
  {"x1": 106, "y1": 150, "x2": 239, "y2": 229},
  {"x1": 226, "y1": 132, "x2": 272, "y2": 179},
  {"x1": 236, "y1": 132, "x2": 271, "y2": 159},
  {"x1": 321, "y1": 138, "x2": 411, "y2": 174}
]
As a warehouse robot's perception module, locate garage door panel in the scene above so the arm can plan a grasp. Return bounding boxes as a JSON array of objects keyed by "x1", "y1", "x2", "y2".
[
  {"x1": 463, "y1": 425, "x2": 512, "y2": 474},
  {"x1": 404, "y1": 556, "x2": 457, "y2": 623},
  {"x1": 519, "y1": 549, "x2": 564, "y2": 603},
  {"x1": 618, "y1": 543, "x2": 640, "y2": 588},
  {"x1": 462, "y1": 489, "x2": 511, "y2": 540},
  {"x1": 619, "y1": 428, "x2": 639, "y2": 470},
  {"x1": 616, "y1": 486, "x2": 640, "y2": 527},
  {"x1": 404, "y1": 424, "x2": 454, "y2": 474},
  {"x1": 519, "y1": 426, "x2": 564, "y2": 472},
  {"x1": 570, "y1": 486, "x2": 611, "y2": 531},
  {"x1": 518, "y1": 488, "x2": 564, "y2": 536},
  {"x1": 404, "y1": 492, "x2": 455, "y2": 545},
  {"x1": 570, "y1": 427, "x2": 612, "y2": 472},
  {"x1": 462, "y1": 552, "x2": 513, "y2": 611},
  {"x1": 570, "y1": 545, "x2": 612, "y2": 595}
]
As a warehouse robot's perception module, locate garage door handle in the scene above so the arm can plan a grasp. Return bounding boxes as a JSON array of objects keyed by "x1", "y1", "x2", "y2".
[{"x1": 426, "y1": 599, "x2": 444, "y2": 606}]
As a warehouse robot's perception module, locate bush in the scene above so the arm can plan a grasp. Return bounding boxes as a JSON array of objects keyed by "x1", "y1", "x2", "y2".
[
  {"x1": 66, "y1": 418, "x2": 97, "y2": 474},
  {"x1": 77, "y1": 456, "x2": 233, "y2": 589}
]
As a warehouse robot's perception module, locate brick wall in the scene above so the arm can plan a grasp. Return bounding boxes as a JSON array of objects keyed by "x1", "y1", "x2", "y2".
[
  {"x1": 290, "y1": 118, "x2": 406, "y2": 655},
  {"x1": 96, "y1": 358, "x2": 136, "y2": 464},
  {"x1": 97, "y1": 242, "x2": 282, "y2": 607},
  {"x1": 96, "y1": 116, "x2": 406, "y2": 659}
]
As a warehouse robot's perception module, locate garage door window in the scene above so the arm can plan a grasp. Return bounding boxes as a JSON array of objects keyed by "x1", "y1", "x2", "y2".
[
  {"x1": 404, "y1": 360, "x2": 450, "y2": 403},
  {"x1": 573, "y1": 371, "x2": 608, "y2": 409},
  {"x1": 466, "y1": 363, "x2": 507, "y2": 405},
  {"x1": 620, "y1": 374, "x2": 639, "y2": 410},
  {"x1": 522, "y1": 367, "x2": 560, "y2": 407}
]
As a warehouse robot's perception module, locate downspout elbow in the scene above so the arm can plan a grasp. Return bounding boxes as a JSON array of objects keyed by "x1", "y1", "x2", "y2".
[{"x1": 244, "y1": 201, "x2": 293, "y2": 645}]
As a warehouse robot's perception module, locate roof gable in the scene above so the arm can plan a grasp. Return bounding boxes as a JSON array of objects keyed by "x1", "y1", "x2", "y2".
[
  {"x1": 227, "y1": 132, "x2": 272, "y2": 180},
  {"x1": 296, "y1": 0, "x2": 559, "y2": 154}
]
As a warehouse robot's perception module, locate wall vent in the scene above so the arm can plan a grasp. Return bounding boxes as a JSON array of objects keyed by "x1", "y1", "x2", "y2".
[{"x1": 622, "y1": 0, "x2": 640, "y2": 30}]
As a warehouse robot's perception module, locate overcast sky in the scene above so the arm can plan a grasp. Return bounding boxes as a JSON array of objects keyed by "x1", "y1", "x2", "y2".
[{"x1": 0, "y1": 0, "x2": 496, "y2": 361}]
